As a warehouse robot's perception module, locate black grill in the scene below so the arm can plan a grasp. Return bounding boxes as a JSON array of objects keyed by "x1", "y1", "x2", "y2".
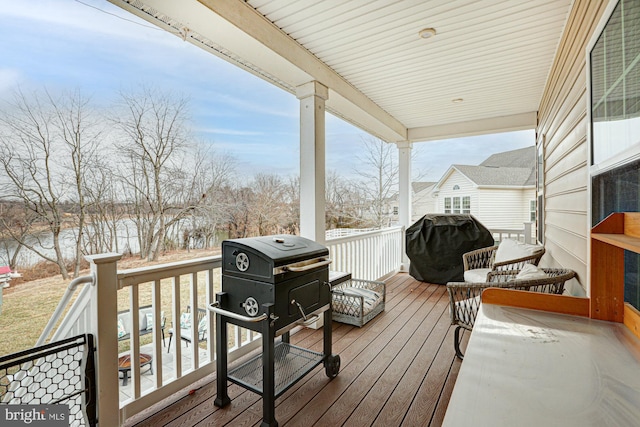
[{"x1": 211, "y1": 235, "x2": 340, "y2": 427}]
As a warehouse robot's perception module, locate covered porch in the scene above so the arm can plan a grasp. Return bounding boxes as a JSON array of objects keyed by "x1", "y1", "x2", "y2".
[{"x1": 3, "y1": 0, "x2": 625, "y2": 425}]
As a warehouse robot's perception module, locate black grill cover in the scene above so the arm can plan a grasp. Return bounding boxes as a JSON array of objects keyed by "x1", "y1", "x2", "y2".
[{"x1": 406, "y1": 214, "x2": 494, "y2": 284}]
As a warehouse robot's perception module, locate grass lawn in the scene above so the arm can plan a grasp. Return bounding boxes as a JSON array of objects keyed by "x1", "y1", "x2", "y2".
[{"x1": 0, "y1": 248, "x2": 220, "y2": 357}]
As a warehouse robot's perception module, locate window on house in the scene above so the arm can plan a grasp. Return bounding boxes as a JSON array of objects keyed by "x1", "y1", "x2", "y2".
[
  {"x1": 463, "y1": 196, "x2": 471, "y2": 214},
  {"x1": 444, "y1": 197, "x2": 451, "y2": 213},
  {"x1": 452, "y1": 197, "x2": 461, "y2": 213},
  {"x1": 393, "y1": 206, "x2": 398, "y2": 215},
  {"x1": 530, "y1": 200, "x2": 536, "y2": 222},
  {"x1": 453, "y1": 185, "x2": 460, "y2": 190},
  {"x1": 590, "y1": 0, "x2": 640, "y2": 310},
  {"x1": 591, "y1": 0, "x2": 640, "y2": 167}
]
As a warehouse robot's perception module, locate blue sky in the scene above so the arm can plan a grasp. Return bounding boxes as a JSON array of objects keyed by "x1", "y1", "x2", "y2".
[{"x1": 0, "y1": 0, "x2": 534, "y2": 182}]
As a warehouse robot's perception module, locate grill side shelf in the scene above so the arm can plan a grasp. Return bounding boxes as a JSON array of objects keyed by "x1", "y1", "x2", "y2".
[{"x1": 227, "y1": 342, "x2": 324, "y2": 397}]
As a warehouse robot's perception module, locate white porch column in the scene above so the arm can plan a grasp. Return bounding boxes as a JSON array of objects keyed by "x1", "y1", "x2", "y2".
[
  {"x1": 296, "y1": 81, "x2": 328, "y2": 244},
  {"x1": 397, "y1": 141, "x2": 412, "y2": 271}
]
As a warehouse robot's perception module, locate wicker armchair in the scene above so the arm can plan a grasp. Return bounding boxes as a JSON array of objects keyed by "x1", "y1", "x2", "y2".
[
  {"x1": 463, "y1": 242, "x2": 545, "y2": 282},
  {"x1": 446, "y1": 268, "x2": 576, "y2": 359}
]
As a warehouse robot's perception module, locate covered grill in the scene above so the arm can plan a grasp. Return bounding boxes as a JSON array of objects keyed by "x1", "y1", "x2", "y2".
[{"x1": 210, "y1": 235, "x2": 340, "y2": 427}]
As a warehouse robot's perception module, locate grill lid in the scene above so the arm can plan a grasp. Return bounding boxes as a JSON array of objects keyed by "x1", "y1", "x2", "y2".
[
  {"x1": 222, "y1": 235, "x2": 329, "y2": 281},
  {"x1": 224, "y1": 235, "x2": 327, "y2": 264}
]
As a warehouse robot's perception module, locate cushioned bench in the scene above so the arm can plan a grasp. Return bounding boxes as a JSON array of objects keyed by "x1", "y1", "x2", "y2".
[
  {"x1": 117, "y1": 305, "x2": 166, "y2": 345},
  {"x1": 167, "y1": 306, "x2": 207, "y2": 352}
]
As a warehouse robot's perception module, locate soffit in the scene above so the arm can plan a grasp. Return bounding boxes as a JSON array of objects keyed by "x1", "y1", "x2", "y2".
[{"x1": 112, "y1": 0, "x2": 573, "y2": 142}]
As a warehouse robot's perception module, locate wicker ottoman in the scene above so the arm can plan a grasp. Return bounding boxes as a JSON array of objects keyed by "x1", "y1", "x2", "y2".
[{"x1": 331, "y1": 278, "x2": 386, "y2": 327}]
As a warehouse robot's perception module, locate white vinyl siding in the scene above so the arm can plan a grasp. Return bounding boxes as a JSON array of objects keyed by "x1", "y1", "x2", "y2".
[
  {"x1": 437, "y1": 170, "x2": 477, "y2": 214},
  {"x1": 436, "y1": 168, "x2": 534, "y2": 230},
  {"x1": 536, "y1": 0, "x2": 609, "y2": 295},
  {"x1": 476, "y1": 188, "x2": 536, "y2": 229}
]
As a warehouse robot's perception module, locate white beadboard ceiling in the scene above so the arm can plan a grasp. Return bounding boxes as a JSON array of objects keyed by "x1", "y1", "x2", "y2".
[{"x1": 112, "y1": 0, "x2": 573, "y2": 142}]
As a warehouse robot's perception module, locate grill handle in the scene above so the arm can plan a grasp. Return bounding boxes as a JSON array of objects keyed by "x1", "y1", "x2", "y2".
[
  {"x1": 284, "y1": 258, "x2": 332, "y2": 272},
  {"x1": 208, "y1": 302, "x2": 268, "y2": 323}
]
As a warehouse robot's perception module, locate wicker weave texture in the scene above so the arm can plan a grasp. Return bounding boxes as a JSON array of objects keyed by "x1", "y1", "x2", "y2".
[
  {"x1": 332, "y1": 278, "x2": 386, "y2": 327},
  {"x1": 446, "y1": 268, "x2": 576, "y2": 331}
]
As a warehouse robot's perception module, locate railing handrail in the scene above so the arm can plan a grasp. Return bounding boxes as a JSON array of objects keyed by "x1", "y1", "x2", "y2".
[
  {"x1": 117, "y1": 255, "x2": 222, "y2": 288},
  {"x1": 35, "y1": 274, "x2": 94, "y2": 346},
  {"x1": 326, "y1": 225, "x2": 404, "y2": 244}
]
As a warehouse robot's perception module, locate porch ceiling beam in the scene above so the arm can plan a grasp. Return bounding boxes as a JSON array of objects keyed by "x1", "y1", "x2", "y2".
[
  {"x1": 197, "y1": 0, "x2": 407, "y2": 141},
  {"x1": 408, "y1": 111, "x2": 537, "y2": 142}
]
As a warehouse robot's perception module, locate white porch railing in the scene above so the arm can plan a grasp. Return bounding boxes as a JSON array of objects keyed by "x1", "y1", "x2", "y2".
[
  {"x1": 326, "y1": 225, "x2": 404, "y2": 281},
  {"x1": 27, "y1": 227, "x2": 406, "y2": 425},
  {"x1": 78, "y1": 253, "x2": 261, "y2": 425},
  {"x1": 490, "y1": 222, "x2": 534, "y2": 244}
]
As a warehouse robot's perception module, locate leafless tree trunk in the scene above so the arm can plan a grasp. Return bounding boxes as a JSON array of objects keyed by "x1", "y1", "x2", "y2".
[
  {"x1": 112, "y1": 86, "x2": 206, "y2": 261},
  {"x1": 354, "y1": 136, "x2": 398, "y2": 228},
  {"x1": 0, "y1": 89, "x2": 101, "y2": 278},
  {"x1": 49, "y1": 90, "x2": 102, "y2": 276},
  {"x1": 0, "y1": 201, "x2": 36, "y2": 270}
]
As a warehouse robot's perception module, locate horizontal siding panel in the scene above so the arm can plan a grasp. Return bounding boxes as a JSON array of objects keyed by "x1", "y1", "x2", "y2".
[
  {"x1": 545, "y1": 210, "x2": 589, "y2": 242},
  {"x1": 477, "y1": 189, "x2": 532, "y2": 229},
  {"x1": 545, "y1": 188, "x2": 588, "y2": 213},
  {"x1": 544, "y1": 224, "x2": 588, "y2": 267},
  {"x1": 545, "y1": 166, "x2": 588, "y2": 196},
  {"x1": 545, "y1": 135, "x2": 588, "y2": 185},
  {"x1": 540, "y1": 238, "x2": 588, "y2": 295},
  {"x1": 536, "y1": 0, "x2": 607, "y2": 281}
]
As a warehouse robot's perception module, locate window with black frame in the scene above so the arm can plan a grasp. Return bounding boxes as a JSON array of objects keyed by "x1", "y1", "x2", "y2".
[{"x1": 590, "y1": 0, "x2": 640, "y2": 310}]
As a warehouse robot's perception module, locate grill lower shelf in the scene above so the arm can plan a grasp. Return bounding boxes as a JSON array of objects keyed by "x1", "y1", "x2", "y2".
[{"x1": 228, "y1": 342, "x2": 323, "y2": 397}]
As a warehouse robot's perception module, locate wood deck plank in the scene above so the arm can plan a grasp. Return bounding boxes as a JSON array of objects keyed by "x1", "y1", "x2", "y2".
[
  {"x1": 281, "y1": 283, "x2": 439, "y2": 426},
  {"x1": 321, "y1": 287, "x2": 449, "y2": 427},
  {"x1": 401, "y1": 324, "x2": 459, "y2": 427},
  {"x1": 128, "y1": 274, "x2": 460, "y2": 427},
  {"x1": 232, "y1": 276, "x2": 437, "y2": 426},
  {"x1": 370, "y1": 292, "x2": 452, "y2": 427}
]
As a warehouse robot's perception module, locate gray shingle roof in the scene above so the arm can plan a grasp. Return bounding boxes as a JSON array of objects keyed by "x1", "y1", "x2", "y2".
[
  {"x1": 412, "y1": 182, "x2": 436, "y2": 193},
  {"x1": 454, "y1": 165, "x2": 534, "y2": 186},
  {"x1": 480, "y1": 146, "x2": 535, "y2": 168}
]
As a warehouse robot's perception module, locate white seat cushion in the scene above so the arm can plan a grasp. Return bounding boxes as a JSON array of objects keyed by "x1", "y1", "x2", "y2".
[
  {"x1": 495, "y1": 239, "x2": 543, "y2": 263},
  {"x1": 464, "y1": 268, "x2": 491, "y2": 283},
  {"x1": 514, "y1": 264, "x2": 548, "y2": 280}
]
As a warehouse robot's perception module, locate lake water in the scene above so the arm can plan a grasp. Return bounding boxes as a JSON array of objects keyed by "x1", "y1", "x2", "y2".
[{"x1": 0, "y1": 219, "x2": 187, "y2": 268}]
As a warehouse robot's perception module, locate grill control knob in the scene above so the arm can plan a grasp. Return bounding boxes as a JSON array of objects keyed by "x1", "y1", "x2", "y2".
[
  {"x1": 243, "y1": 297, "x2": 259, "y2": 316},
  {"x1": 236, "y1": 252, "x2": 249, "y2": 271}
]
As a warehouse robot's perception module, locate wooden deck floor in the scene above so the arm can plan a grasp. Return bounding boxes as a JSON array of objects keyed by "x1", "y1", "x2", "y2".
[{"x1": 127, "y1": 273, "x2": 466, "y2": 427}]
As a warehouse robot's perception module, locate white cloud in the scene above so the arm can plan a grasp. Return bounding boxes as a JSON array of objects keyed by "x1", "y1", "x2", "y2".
[
  {"x1": 198, "y1": 127, "x2": 264, "y2": 136},
  {"x1": 0, "y1": 69, "x2": 23, "y2": 95}
]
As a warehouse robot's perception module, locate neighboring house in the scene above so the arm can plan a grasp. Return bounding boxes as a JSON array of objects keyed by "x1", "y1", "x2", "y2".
[
  {"x1": 414, "y1": 146, "x2": 536, "y2": 229},
  {"x1": 411, "y1": 182, "x2": 437, "y2": 221}
]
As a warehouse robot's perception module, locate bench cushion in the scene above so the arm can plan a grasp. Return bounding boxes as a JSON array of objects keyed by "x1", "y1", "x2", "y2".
[
  {"x1": 464, "y1": 268, "x2": 491, "y2": 283},
  {"x1": 495, "y1": 239, "x2": 542, "y2": 263},
  {"x1": 514, "y1": 264, "x2": 548, "y2": 280}
]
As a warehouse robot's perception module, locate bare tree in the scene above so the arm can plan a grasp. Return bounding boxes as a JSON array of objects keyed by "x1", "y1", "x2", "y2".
[
  {"x1": 0, "y1": 201, "x2": 36, "y2": 270},
  {"x1": 0, "y1": 89, "x2": 101, "y2": 278},
  {"x1": 252, "y1": 173, "x2": 288, "y2": 235},
  {"x1": 112, "y1": 87, "x2": 206, "y2": 260},
  {"x1": 183, "y1": 144, "x2": 236, "y2": 249},
  {"x1": 353, "y1": 136, "x2": 398, "y2": 228},
  {"x1": 326, "y1": 170, "x2": 369, "y2": 229}
]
